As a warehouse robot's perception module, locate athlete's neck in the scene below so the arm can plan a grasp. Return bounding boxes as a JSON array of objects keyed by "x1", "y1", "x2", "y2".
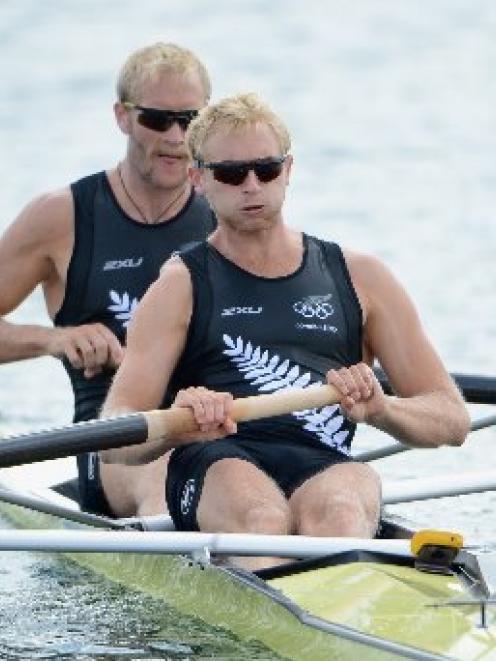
[
  {"x1": 113, "y1": 163, "x2": 190, "y2": 225},
  {"x1": 209, "y1": 225, "x2": 304, "y2": 277}
]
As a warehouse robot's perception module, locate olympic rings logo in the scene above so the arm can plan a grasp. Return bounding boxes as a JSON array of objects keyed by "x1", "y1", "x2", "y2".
[{"x1": 293, "y1": 296, "x2": 334, "y2": 319}]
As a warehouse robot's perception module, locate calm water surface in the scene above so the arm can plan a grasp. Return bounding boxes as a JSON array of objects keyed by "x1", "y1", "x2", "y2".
[{"x1": 1, "y1": 0, "x2": 495, "y2": 657}]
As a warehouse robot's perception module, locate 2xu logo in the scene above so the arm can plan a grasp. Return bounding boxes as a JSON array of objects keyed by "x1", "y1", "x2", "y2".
[
  {"x1": 293, "y1": 294, "x2": 334, "y2": 320},
  {"x1": 221, "y1": 306, "x2": 263, "y2": 317},
  {"x1": 103, "y1": 257, "x2": 143, "y2": 271}
]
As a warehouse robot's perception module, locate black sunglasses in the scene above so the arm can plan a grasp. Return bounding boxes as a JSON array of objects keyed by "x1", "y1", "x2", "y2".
[
  {"x1": 123, "y1": 102, "x2": 199, "y2": 132},
  {"x1": 197, "y1": 156, "x2": 286, "y2": 186}
]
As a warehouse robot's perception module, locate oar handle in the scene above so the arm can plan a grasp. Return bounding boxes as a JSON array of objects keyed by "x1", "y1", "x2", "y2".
[
  {"x1": 0, "y1": 385, "x2": 341, "y2": 468},
  {"x1": 145, "y1": 384, "x2": 340, "y2": 440}
]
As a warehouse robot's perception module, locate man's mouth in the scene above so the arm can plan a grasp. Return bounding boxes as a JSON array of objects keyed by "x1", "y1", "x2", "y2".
[
  {"x1": 242, "y1": 204, "x2": 264, "y2": 212},
  {"x1": 157, "y1": 153, "x2": 185, "y2": 161}
]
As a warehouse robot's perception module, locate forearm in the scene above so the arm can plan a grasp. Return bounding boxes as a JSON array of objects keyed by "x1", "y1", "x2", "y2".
[
  {"x1": 99, "y1": 434, "x2": 174, "y2": 466},
  {"x1": 0, "y1": 318, "x2": 54, "y2": 363},
  {"x1": 99, "y1": 387, "x2": 236, "y2": 466},
  {"x1": 368, "y1": 390, "x2": 470, "y2": 448},
  {"x1": 98, "y1": 394, "x2": 181, "y2": 466}
]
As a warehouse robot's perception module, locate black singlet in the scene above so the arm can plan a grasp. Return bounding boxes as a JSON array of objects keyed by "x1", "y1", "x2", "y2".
[
  {"x1": 169, "y1": 235, "x2": 363, "y2": 456},
  {"x1": 53, "y1": 171, "x2": 215, "y2": 513},
  {"x1": 55, "y1": 171, "x2": 215, "y2": 423}
]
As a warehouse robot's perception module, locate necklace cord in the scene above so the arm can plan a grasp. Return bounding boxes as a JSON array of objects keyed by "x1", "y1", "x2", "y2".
[{"x1": 117, "y1": 164, "x2": 187, "y2": 224}]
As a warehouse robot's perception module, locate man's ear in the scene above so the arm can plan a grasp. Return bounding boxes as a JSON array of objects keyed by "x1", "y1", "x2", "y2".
[
  {"x1": 284, "y1": 154, "x2": 293, "y2": 185},
  {"x1": 189, "y1": 165, "x2": 204, "y2": 193},
  {"x1": 114, "y1": 102, "x2": 131, "y2": 136}
]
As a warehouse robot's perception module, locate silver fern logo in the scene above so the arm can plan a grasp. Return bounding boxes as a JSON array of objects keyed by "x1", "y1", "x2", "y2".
[
  {"x1": 107, "y1": 290, "x2": 139, "y2": 328},
  {"x1": 293, "y1": 294, "x2": 334, "y2": 320},
  {"x1": 222, "y1": 334, "x2": 349, "y2": 452}
]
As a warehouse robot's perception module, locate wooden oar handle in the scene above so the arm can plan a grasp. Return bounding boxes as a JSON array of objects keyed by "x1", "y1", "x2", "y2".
[{"x1": 144, "y1": 384, "x2": 340, "y2": 441}]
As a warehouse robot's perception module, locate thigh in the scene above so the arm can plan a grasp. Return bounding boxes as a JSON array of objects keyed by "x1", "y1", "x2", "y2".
[
  {"x1": 166, "y1": 440, "x2": 283, "y2": 531},
  {"x1": 197, "y1": 457, "x2": 287, "y2": 532},
  {"x1": 289, "y1": 461, "x2": 381, "y2": 536},
  {"x1": 100, "y1": 453, "x2": 170, "y2": 517}
]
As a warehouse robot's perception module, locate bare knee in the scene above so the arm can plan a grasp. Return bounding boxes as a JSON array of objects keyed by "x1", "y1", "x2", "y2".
[
  {"x1": 294, "y1": 464, "x2": 381, "y2": 538},
  {"x1": 298, "y1": 493, "x2": 378, "y2": 537},
  {"x1": 240, "y1": 502, "x2": 292, "y2": 535},
  {"x1": 100, "y1": 457, "x2": 168, "y2": 518}
]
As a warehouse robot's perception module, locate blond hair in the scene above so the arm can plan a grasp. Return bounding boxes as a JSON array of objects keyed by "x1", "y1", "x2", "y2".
[
  {"x1": 186, "y1": 92, "x2": 291, "y2": 161},
  {"x1": 117, "y1": 42, "x2": 211, "y2": 103}
]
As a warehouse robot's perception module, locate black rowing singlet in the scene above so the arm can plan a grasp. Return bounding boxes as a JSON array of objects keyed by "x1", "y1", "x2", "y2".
[
  {"x1": 169, "y1": 235, "x2": 362, "y2": 455},
  {"x1": 54, "y1": 171, "x2": 216, "y2": 423}
]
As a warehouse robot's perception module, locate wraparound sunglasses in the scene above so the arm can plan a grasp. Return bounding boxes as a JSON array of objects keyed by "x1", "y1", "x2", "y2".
[
  {"x1": 197, "y1": 156, "x2": 287, "y2": 186},
  {"x1": 123, "y1": 102, "x2": 199, "y2": 132}
]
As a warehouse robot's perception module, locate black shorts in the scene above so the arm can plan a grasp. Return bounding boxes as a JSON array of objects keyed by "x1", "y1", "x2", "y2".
[
  {"x1": 165, "y1": 438, "x2": 353, "y2": 531},
  {"x1": 77, "y1": 452, "x2": 113, "y2": 517}
]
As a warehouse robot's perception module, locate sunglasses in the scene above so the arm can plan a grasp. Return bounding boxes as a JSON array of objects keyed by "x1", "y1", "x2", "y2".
[
  {"x1": 197, "y1": 156, "x2": 286, "y2": 186},
  {"x1": 123, "y1": 102, "x2": 199, "y2": 132}
]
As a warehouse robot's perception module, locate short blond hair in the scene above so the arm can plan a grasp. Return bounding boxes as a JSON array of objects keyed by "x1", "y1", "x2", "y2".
[
  {"x1": 186, "y1": 92, "x2": 291, "y2": 161},
  {"x1": 117, "y1": 42, "x2": 211, "y2": 104}
]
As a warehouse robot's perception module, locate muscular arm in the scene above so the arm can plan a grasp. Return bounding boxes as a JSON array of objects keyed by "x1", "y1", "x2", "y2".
[
  {"x1": 0, "y1": 188, "x2": 123, "y2": 374},
  {"x1": 100, "y1": 258, "x2": 234, "y2": 465},
  {"x1": 0, "y1": 190, "x2": 77, "y2": 361},
  {"x1": 339, "y1": 251, "x2": 470, "y2": 448}
]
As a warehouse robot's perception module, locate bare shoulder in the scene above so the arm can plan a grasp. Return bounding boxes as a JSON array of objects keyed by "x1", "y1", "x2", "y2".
[
  {"x1": 0, "y1": 186, "x2": 75, "y2": 312},
  {"x1": 129, "y1": 255, "x2": 193, "y2": 331},
  {"x1": 2, "y1": 186, "x2": 74, "y2": 248},
  {"x1": 152, "y1": 254, "x2": 192, "y2": 297},
  {"x1": 341, "y1": 248, "x2": 408, "y2": 317},
  {"x1": 342, "y1": 248, "x2": 396, "y2": 286}
]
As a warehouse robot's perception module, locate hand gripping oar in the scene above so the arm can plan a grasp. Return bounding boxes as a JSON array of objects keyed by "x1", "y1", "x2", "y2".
[{"x1": 0, "y1": 384, "x2": 340, "y2": 468}]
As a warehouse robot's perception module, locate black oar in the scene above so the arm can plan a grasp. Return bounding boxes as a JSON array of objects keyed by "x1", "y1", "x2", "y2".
[
  {"x1": 2, "y1": 371, "x2": 494, "y2": 469},
  {"x1": 359, "y1": 369, "x2": 496, "y2": 462},
  {"x1": 0, "y1": 385, "x2": 340, "y2": 468}
]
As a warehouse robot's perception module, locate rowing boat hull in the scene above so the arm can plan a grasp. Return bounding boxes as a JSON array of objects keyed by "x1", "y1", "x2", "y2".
[
  {"x1": 0, "y1": 498, "x2": 411, "y2": 660},
  {"x1": 1, "y1": 461, "x2": 495, "y2": 660}
]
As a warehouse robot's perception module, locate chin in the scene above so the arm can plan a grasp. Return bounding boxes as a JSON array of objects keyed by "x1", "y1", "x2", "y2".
[{"x1": 225, "y1": 215, "x2": 275, "y2": 233}]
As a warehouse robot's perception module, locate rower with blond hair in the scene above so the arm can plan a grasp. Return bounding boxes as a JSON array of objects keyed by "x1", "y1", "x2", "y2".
[
  {"x1": 0, "y1": 42, "x2": 216, "y2": 517},
  {"x1": 100, "y1": 92, "x2": 469, "y2": 568}
]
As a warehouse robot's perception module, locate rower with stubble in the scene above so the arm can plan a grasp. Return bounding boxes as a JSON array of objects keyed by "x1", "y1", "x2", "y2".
[{"x1": 0, "y1": 43, "x2": 216, "y2": 518}]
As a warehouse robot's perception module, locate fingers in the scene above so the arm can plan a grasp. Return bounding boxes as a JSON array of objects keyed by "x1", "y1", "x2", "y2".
[
  {"x1": 327, "y1": 363, "x2": 375, "y2": 402},
  {"x1": 51, "y1": 324, "x2": 124, "y2": 377},
  {"x1": 173, "y1": 387, "x2": 237, "y2": 437},
  {"x1": 326, "y1": 363, "x2": 382, "y2": 423},
  {"x1": 97, "y1": 324, "x2": 125, "y2": 368}
]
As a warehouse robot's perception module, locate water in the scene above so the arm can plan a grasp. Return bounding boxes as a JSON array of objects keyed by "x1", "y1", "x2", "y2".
[
  {"x1": 0, "y1": 550, "x2": 279, "y2": 659},
  {"x1": 0, "y1": 0, "x2": 495, "y2": 657}
]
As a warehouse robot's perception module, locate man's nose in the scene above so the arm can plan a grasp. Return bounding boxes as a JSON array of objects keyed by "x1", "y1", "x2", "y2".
[{"x1": 242, "y1": 169, "x2": 262, "y2": 190}]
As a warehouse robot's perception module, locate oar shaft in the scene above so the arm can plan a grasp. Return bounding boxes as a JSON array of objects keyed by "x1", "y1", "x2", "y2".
[
  {"x1": 374, "y1": 368, "x2": 496, "y2": 405},
  {"x1": 0, "y1": 415, "x2": 148, "y2": 468},
  {"x1": 0, "y1": 385, "x2": 340, "y2": 468},
  {"x1": 355, "y1": 411, "x2": 496, "y2": 463}
]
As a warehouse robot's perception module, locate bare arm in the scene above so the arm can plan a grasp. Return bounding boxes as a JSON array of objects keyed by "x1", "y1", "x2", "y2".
[
  {"x1": 0, "y1": 189, "x2": 123, "y2": 375},
  {"x1": 0, "y1": 190, "x2": 71, "y2": 361},
  {"x1": 329, "y1": 251, "x2": 470, "y2": 448},
  {"x1": 100, "y1": 258, "x2": 235, "y2": 465}
]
